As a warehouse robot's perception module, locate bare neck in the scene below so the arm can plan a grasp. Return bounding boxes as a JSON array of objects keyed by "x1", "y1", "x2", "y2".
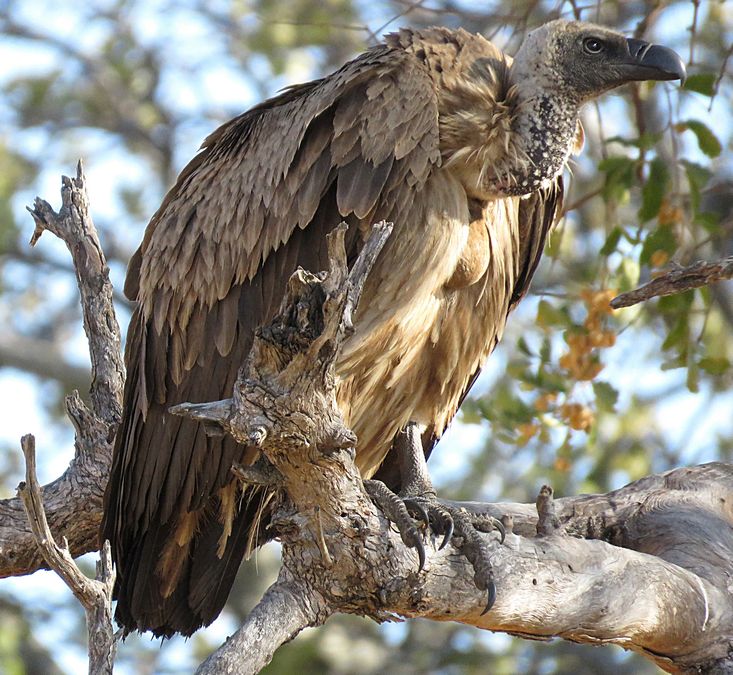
[{"x1": 495, "y1": 77, "x2": 581, "y2": 196}]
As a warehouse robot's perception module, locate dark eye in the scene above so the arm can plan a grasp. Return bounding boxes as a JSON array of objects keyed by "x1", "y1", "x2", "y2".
[{"x1": 583, "y1": 37, "x2": 605, "y2": 54}]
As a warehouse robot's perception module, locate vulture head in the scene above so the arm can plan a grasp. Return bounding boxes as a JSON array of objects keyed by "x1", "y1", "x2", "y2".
[
  {"x1": 484, "y1": 20, "x2": 686, "y2": 196},
  {"x1": 512, "y1": 20, "x2": 686, "y2": 103}
]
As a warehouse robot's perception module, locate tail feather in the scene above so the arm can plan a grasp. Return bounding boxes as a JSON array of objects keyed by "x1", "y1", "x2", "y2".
[
  {"x1": 111, "y1": 487, "x2": 270, "y2": 638},
  {"x1": 102, "y1": 184, "x2": 352, "y2": 636}
]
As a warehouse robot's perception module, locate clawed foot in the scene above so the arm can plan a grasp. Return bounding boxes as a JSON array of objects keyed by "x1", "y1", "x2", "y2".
[
  {"x1": 364, "y1": 479, "x2": 429, "y2": 571},
  {"x1": 364, "y1": 423, "x2": 505, "y2": 614},
  {"x1": 365, "y1": 481, "x2": 504, "y2": 613}
]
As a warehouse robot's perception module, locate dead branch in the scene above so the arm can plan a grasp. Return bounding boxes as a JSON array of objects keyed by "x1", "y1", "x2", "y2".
[
  {"x1": 2, "y1": 169, "x2": 732, "y2": 675},
  {"x1": 0, "y1": 162, "x2": 125, "y2": 576},
  {"x1": 17, "y1": 434, "x2": 117, "y2": 674},
  {"x1": 611, "y1": 256, "x2": 733, "y2": 308},
  {"x1": 196, "y1": 578, "x2": 329, "y2": 675},
  {"x1": 176, "y1": 224, "x2": 733, "y2": 674},
  {"x1": 0, "y1": 163, "x2": 123, "y2": 578},
  {"x1": 27, "y1": 159, "x2": 125, "y2": 424}
]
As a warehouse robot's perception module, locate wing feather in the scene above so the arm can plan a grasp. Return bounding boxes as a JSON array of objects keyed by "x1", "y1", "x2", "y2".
[{"x1": 103, "y1": 43, "x2": 441, "y2": 635}]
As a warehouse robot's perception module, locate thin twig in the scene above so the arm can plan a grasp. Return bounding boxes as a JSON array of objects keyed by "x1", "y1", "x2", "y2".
[
  {"x1": 611, "y1": 257, "x2": 733, "y2": 308},
  {"x1": 17, "y1": 434, "x2": 117, "y2": 675},
  {"x1": 27, "y1": 160, "x2": 124, "y2": 427},
  {"x1": 709, "y1": 42, "x2": 733, "y2": 112}
]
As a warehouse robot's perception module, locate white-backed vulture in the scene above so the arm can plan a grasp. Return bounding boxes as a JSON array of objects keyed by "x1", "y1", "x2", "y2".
[{"x1": 101, "y1": 19, "x2": 685, "y2": 637}]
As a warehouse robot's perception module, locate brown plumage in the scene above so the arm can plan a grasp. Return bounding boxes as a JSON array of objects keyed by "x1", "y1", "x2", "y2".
[{"x1": 102, "y1": 21, "x2": 685, "y2": 637}]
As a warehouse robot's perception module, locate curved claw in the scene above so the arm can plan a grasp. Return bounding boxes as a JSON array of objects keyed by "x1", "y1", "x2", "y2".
[
  {"x1": 438, "y1": 516, "x2": 454, "y2": 550},
  {"x1": 494, "y1": 518, "x2": 506, "y2": 544},
  {"x1": 472, "y1": 513, "x2": 506, "y2": 544},
  {"x1": 480, "y1": 581, "x2": 497, "y2": 616},
  {"x1": 403, "y1": 498, "x2": 430, "y2": 529},
  {"x1": 414, "y1": 536, "x2": 426, "y2": 572}
]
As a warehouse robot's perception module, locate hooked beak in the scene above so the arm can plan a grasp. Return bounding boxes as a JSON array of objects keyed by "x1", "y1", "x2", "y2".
[{"x1": 624, "y1": 38, "x2": 687, "y2": 84}]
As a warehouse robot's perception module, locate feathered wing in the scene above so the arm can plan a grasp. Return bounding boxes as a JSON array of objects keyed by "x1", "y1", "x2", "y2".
[{"x1": 101, "y1": 44, "x2": 441, "y2": 637}]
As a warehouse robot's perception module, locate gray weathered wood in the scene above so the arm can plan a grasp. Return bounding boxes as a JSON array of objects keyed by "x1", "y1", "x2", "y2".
[
  {"x1": 2, "y1": 168, "x2": 732, "y2": 674},
  {"x1": 196, "y1": 578, "x2": 329, "y2": 675},
  {"x1": 0, "y1": 163, "x2": 123, "y2": 579},
  {"x1": 612, "y1": 256, "x2": 733, "y2": 308},
  {"x1": 18, "y1": 435, "x2": 117, "y2": 675},
  {"x1": 180, "y1": 225, "x2": 733, "y2": 674}
]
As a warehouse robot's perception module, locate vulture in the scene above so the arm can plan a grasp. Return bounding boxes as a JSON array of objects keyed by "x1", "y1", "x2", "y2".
[{"x1": 102, "y1": 19, "x2": 685, "y2": 637}]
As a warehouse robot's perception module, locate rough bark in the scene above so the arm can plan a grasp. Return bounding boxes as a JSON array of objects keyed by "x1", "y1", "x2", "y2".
[
  {"x1": 196, "y1": 578, "x2": 329, "y2": 675},
  {"x1": 18, "y1": 435, "x2": 117, "y2": 675},
  {"x1": 0, "y1": 162, "x2": 124, "y2": 578},
  {"x1": 2, "y1": 169, "x2": 732, "y2": 674},
  {"x1": 612, "y1": 256, "x2": 733, "y2": 308},
  {"x1": 177, "y1": 224, "x2": 733, "y2": 674}
]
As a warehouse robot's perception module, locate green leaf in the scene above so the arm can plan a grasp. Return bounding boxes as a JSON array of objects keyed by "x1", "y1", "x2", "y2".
[
  {"x1": 682, "y1": 161, "x2": 713, "y2": 212},
  {"x1": 661, "y1": 313, "x2": 689, "y2": 352},
  {"x1": 517, "y1": 337, "x2": 533, "y2": 356},
  {"x1": 699, "y1": 357, "x2": 731, "y2": 375},
  {"x1": 600, "y1": 226, "x2": 623, "y2": 256},
  {"x1": 507, "y1": 359, "x2": 530, "y2": 379},
  {"x1": 660, "y1": 356, "x2": 686, "y2": 371},
  {"x1": 640, "y1": 224, "x2": 677, "y2": 266},
  {"x1": 681, "y1": 120, "x2": 723, "y2": 158},
  {"x1": 695, "y1": 211, "x2": 721, "y2": 233},
  {"x1": 535, "y1": 369, "x2": 567, "y2": 392},
  {"x1": 536, "y1": 299, "x2": 569, "y2": 328},
  {"x1": 658, "y1": 290, "x2": 695, "y2": 314},
  {"x1": 593, "y1": 381, "x2": 618, "y2": 412},
  {"x1": 539, "y1": 337, "x2": 552, "y2": 363},
  {"x1": 617, "y1": 257, "x2": 640, "y2": 293},
  {"x1": 638, "y1": 158, "x2": 670, "y2": 222},
  {"x1": 599, "y1": 156, "x2": 636, "y2": 202},
  {"x1": 682, "y1": 73, "x2": 716, "y2": 96},
  {"x1": 605, "y1": 132, "x2": 661, "y2": 150}
]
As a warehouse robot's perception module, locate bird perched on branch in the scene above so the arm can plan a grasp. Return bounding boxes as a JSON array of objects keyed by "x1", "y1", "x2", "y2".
[{"x1": 102, "y1": 19, "x2": 685, "y2": 637}]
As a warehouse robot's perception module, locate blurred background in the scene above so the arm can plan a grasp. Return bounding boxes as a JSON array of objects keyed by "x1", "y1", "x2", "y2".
[{"x1": 0, "y1": 0, "x2": 731, "y2": 673}]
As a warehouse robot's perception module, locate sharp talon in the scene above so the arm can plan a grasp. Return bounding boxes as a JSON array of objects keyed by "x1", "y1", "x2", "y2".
[
  {"x1": 494, "y1": 519, "x2": 506, "y2": 544},
  {"x1": 416, "y1": 537, "x2": 426, "y2": 572},
  {"x1": 481, "y1": 581, "x2": 497, "y2": 616},
  {"x1": 439, "y1": 517, "x2": 453, "y2": 550},
  {"x1": 404, "y1": 498, "x2": 429, "y2": 528}
]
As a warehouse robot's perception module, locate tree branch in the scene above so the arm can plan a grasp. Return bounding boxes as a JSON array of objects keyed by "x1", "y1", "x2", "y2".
[
  {"x1": 176, "y1": 224, "x2": 733, "y2": 674},
  {"x1": 17, "y1": 434, "x2": 117, "y2": 674},
  {"x1": 0, "y1": 163, "x2": 122, "y2": 577},
  {"x1": 27, "y1": 159, "x2": 125, "y2": 425},
  {"x1": 611, "y1": 256, "x2": 733, "y2": 308},
  {"x1": 3, "y1": 169, "x2": 732, "y2": 674},
  {"x1": 196, "y1": 578, "x2": 330, "y2": 675}
]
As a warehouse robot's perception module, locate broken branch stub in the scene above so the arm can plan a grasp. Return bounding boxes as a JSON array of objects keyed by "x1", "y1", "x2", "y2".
[{"x1": 171, "y1": 220, "x2": 393, "y2": 456}]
